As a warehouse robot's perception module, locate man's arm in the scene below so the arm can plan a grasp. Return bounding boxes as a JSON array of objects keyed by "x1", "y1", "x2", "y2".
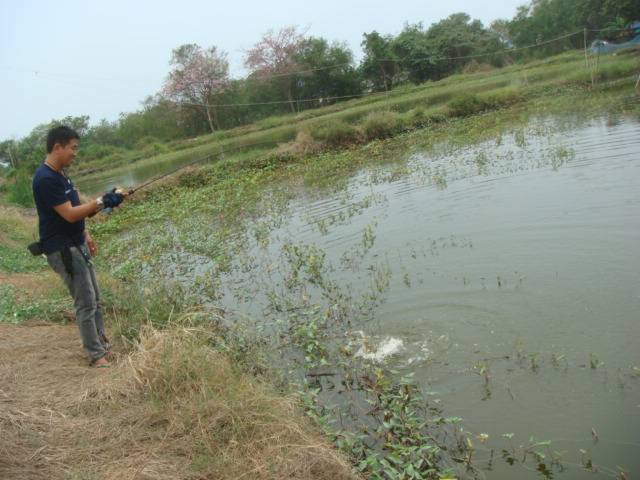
[{"x1": 53, "y1": 199, "x2": 99, "y2": 223}]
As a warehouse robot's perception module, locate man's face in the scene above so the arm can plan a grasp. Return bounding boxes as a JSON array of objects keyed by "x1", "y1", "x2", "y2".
[{"x1": 55, "y1": 138, "x2": 79, "y2": 167}]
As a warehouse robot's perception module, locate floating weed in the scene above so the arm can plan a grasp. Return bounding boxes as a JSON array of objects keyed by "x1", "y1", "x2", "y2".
[
  {"x1": 513, "y1": 129, "x2": 528, "y2": 148},
  {"x1": 551, "y1": 352, "x2": 568, "y2": 370},
  {"x1": 474, "y1": 151, "x2": 490, "y2": 171},
  {"x1": 589, "y1": 353, "x2": 605, "y2": 370}
]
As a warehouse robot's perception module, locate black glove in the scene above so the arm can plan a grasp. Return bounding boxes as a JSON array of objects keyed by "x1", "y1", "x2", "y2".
[{"x1": 102, "y1": 188, "x2": 124, "y2": 208}]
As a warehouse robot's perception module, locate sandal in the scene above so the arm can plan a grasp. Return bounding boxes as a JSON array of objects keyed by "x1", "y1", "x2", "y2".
[{"x1": 90, "y1": 358, "x2": 111, "y2": 368}]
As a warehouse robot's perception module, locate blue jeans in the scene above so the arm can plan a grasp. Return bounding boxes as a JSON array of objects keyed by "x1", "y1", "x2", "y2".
[{"x1": 47, "y1": 243, "x2": 109, "y2": 363}]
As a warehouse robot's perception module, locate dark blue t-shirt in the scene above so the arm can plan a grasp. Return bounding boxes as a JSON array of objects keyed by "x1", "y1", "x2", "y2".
[{"x1": 32, "y1": 163, "x2": 85, "y2": 254}]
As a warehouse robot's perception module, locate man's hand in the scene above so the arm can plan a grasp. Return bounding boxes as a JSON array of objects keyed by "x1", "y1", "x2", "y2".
[
  {"x1": 85, "y1": 232, "x2": 98, "y2": 257},
  {"x1": 102, "y1": 187, "x2": 125, "y2": 208}
]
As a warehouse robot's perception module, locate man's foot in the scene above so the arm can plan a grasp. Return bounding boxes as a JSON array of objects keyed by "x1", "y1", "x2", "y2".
[
  {"x1": 90, "y1": 357, "x2": 111, "y2": 368},
  {"x1": 103, "y1": 351, "x2": 119, "y2": 362}
]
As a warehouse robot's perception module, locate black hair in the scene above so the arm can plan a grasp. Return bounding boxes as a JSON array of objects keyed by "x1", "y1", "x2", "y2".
[{"x1": 46, "y1": 126, "x2": 80, "y2": 153}]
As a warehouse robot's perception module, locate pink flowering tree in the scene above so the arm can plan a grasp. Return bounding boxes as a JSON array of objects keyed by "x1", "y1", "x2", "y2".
[
  {"x1": 244, "y1": 25, "x2": 308, "y2": 113},
  {"x1": 162, "y1": 44, "x2": 229, "y2": 133}
]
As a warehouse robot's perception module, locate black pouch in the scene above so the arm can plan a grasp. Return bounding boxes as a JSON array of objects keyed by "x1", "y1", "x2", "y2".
[
  {"x1": 27, "y1": 241, "x2": 44, "y2": 256},
  {"x1": 61, "y1": 246, "x2": 74, "y2": 276}
]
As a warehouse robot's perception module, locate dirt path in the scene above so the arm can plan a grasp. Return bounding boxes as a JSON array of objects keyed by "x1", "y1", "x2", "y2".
[{"x1": 0, "y1": 321, "x2": 108, "y2": 479}]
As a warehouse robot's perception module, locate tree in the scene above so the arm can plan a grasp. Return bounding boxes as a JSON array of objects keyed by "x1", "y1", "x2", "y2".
[
  {"x1": 505, "y1": 0, "x2": 638, "y2": 58},
  {"x1": 162, "y1": 44, "x2": 229, "y2": 134},
  {"x1": 360, "y1": 31, "x2": 399, "y2": 91},
  {"x1": 244, "y1": 25, "x2": 309, "y2": 113},
  {"x1": 426, "y1": 13, "x2": 494, "y2": 76},
  {"x1": 294, "y1": 37, "x2": 362, "y2": 107},
  {"x1": 1, "y1": 116, "x2": 90, "y2": 170},
  {"x1": 392, "y1": 23, "x2": 441, "y2": 84},
  {"x1": 604, "y1": 0, "x2": 640, "y2": 26}
]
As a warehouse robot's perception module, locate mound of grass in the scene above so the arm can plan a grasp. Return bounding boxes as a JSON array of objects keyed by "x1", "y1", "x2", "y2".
[
  {"x1": 360, "y1": 110, "x2": 403, "y2": 140},
  {"x1": 447, "y1": 93, "x2": 489, "y2": 117},
  {"x1": 313, "y1": 120, "x2": 366, "y2": 149},
  {"x1": 81, "y1": 321, "x2": 355, "y2": 480}
]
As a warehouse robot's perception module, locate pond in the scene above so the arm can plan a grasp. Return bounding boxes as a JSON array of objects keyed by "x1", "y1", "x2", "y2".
[
  {"x1": 237, "y1": 115, "x2": 638, "y2": 478},
  {"x1": 110, "y1": 112, "x2": 640, "y2": 478}
]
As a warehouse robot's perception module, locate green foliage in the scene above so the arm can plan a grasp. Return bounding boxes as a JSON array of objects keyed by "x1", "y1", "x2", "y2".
[
  {"x1": 596, "y1": 57, "x2": 640, "y2": 82},
  {"x1": 313, "y1": 121, "x2": 365, "y2": 149},
  {"x1": 0, "y1": 285, "x2": 64, "y2": 324},
  {"x1": 480, "y1": 89, "x2": 527, "y2": 110},
  {"x1": 0, "y1": 245, "x2": 48, "y2": 273},
  {"x1": 425, "y1": 13, "x2": 505, "y2": 76},
  {"x1": 294, "y1": 37, "x2": 363, "y2": 103},
  {"x1": 505, "y1": 0, "x2": 639, "y2": 58},
  {"x1": 134, "y1": 136, "x2": 162, "y2": 150},
  {"x1": 79, "y1": 143, "x2": 122, "y2": 162},
  {"x1": 361, "y1": 110, "x2": 403, "y2": 140},
  {"x1": 391, "y1": 23, "x2": 440, "y2": 84},
  {"x1": 447, "y1": 93, "x2": 488, "y2": 117},
  {"x1": 299, "y1": 370, "x2": 460, "y2": 479},
  {"x1": 360, "y1": 31, "x2": 399, "y2": 91},
  {"x1": 4, "y1": 170, "x2": 34, "y2": 207},
  {"x1": 462, "y1": 60, "x2": 496, "y2": 74}
]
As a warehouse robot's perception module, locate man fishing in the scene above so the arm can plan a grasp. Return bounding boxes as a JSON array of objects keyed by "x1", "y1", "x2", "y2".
[{"x1": 32, "y1": 126, "x2": 126, "y2": 368}]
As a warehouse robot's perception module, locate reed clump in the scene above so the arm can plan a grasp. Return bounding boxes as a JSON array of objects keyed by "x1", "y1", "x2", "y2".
[{"x1": 79, "y1": 320, "x2": 357, "y2": 480}]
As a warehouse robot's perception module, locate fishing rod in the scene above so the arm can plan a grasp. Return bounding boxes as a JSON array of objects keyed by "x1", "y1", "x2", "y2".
[{"x1": 91, "y1": 140, "x2": 279, "y2": 216}]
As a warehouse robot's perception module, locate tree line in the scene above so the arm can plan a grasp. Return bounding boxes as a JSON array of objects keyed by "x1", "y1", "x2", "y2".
[{"x1": 1, "y1": 0, "x2": 638, "y2": 172}]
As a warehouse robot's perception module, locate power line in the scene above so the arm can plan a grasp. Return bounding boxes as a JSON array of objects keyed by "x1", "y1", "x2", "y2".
[
  {"x1": 0, "y1": 65, "x2": 162, "y2": 84},
  {"x1": 0, "y1": 29, "x2": 585, "y2": 91},
  {"x1": 169, "y1": 31, "x2": 590, "y2": 111}
]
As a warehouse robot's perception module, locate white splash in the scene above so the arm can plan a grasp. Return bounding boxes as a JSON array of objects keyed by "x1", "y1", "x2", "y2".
[{"x1": 354, "y1": 336, "x2": 404, "y2": 362}]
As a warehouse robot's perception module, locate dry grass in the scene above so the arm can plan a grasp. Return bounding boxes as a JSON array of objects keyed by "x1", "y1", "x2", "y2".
[
  {"x1": 275, "y1": 130, "x2": 325, "y2": 156},
  {"x1": 85, "y1": 322, "x2": 358, "y2": 479},
  {"x1": 0, "y1": 317, "x2": 357, "y2": 480}
]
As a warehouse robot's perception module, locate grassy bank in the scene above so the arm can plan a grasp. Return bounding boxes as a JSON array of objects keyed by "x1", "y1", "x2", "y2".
[
  {"x1": 2, "y1": 49, "x2": 639, "y2": 479},
  {"x1": 54, "y1": 50, "x2": 640, "y2": 190},
  {"x1": 0, "y1": 205, "x2": 357, "y2": 480}
]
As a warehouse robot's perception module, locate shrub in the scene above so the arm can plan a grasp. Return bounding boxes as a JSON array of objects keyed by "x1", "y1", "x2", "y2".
[
  {"x1": 401, "y1": 106, "x2": 429, "y2": 129},
  {"x1": 462, "y1": 60, "x2": 495, "y2": 74},
  {"x1": 149, "y1": 142, "x2": 168, "y2": 155},
  {"x1": 313, "y1": 121, "x2": 366, "y2": 149},
  {"x1": 134, "y1": 136, "x2": 161, "y2": 151},
  {"x1": 360, "y1": 110, "x2": 402, "y2": 140},
  {"x1": 481, "y1": 89, "x2": 527, "y2": 110},
  {"x1": 276, "y1": 130, "x2": 324, "y2": 156},
  {"x1": 81, "y1": 144, "x2": 121, "y2": 161},
  {"x1": 447, "y1": 93, "x2": 488, "y2": 117},
  {"x1": 4, "y1": 171, "x2": 34, "y2": 207}
]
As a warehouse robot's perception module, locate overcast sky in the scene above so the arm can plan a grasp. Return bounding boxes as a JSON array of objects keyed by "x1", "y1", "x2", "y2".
[{"x1": 0, "y1": 0, "x2": 526, "y2": 141}]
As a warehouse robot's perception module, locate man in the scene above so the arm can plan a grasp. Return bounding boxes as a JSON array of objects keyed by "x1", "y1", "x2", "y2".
[{"x1": 32, "y1": 126, "x2": 125, "y2": 368}]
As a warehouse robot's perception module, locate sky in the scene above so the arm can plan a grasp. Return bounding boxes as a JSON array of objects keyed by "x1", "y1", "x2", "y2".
[{"x1": 0, "y1": 0, "x2": 527, "y2": 141}]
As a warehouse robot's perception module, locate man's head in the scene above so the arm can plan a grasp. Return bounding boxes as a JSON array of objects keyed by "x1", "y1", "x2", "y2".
[{"x1": 46, "y1": 126, "x2": 80, "y2": 154}]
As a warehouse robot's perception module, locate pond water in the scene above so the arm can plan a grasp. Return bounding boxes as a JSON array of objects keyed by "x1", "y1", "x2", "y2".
[
  {"x1": 111, "y1": 113, "x2": 640, "y2": 478},
  {"x1": 229, "y1": 115, "x2": 640, "y2": 478},
  {"x1": 363, "y1": 116, "x2": 640, "y2": 478}
]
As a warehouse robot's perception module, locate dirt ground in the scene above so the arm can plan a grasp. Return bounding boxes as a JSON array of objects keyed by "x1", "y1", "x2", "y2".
[{"x1": 0, "y1": 320, "x2": 109, "y2": 479}]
